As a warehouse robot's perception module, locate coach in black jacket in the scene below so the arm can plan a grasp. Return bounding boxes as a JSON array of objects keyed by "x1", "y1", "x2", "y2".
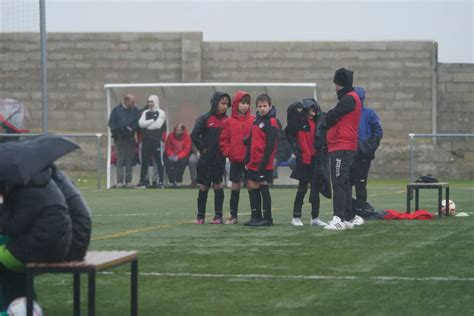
[{"x1": 191, "y1": 91, "x2": 231, "y2": 224}]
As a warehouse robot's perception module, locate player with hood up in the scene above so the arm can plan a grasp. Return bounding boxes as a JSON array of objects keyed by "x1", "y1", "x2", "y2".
[
  {"x1": 285, "y1": 99, "x2": 328, "y2": 227},
  {"x1": 191, "y1": 92, "x2": 231, "y2": 224},
  {"x1": 220, "y1": 91, "x2": 254, "y2": 224}
]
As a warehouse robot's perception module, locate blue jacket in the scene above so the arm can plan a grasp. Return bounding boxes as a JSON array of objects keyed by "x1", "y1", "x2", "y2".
[{"x1": 354, "y1": 87, "x2": 383, "y2": 159}]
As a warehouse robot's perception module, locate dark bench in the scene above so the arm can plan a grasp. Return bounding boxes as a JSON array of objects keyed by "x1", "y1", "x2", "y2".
[
  {"x1": 406, "y1": 182, "x2": 450, "y2": 216},
  {"x1": 25, "y1": 250, "x2": 138, "y2": 316}
]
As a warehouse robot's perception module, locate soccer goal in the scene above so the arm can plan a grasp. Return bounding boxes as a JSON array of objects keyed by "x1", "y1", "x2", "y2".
[{"x1": 104, "y1": 83, "x2": 318, "y2": 189}]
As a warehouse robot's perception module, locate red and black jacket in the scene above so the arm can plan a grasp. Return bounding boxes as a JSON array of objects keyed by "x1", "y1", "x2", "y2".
[
  {"x1": 246, "y1": 107, "x2": 279, "y2": 172},
  {"x1": 219, "y1": 91, "x2": 254, "y2": 164},
  {"x1": 191, "y1": 92, "x2": 230, "y2": 162},
  {"x1": 326, "y1": 87, "x2": 362, "y2": 152}
]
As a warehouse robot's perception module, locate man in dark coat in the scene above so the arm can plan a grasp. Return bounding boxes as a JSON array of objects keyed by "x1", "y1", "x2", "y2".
[{"x1": 108, "y1": 94, "x2": 140, "y2": 188}]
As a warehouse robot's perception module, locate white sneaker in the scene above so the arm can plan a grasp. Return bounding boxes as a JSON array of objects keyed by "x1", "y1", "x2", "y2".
[
  {"x1": 310, "y1": 217, "x2": 328, "y2": 226},
  {"x1": 291, "y1": 217, "x2": 304, "y2": 226},
  {"x1": 343, "y1": 220, "x2": 355, "y2": 229},
  {"x1": 351, "y1": 215, "x2": 365, "y2": 226},
  {"x1": 324, "y1": 216, "x2": 346, "y2": 231}
]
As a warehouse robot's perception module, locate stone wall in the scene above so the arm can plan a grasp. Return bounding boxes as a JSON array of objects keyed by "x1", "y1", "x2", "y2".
[{"x1": 1, "y1": 32, "x2": 473, "y2": 178}]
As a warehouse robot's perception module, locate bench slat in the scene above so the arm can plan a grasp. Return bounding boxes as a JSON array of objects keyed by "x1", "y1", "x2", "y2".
[{"x1": 26, "y1": 250, "x2": 138, "y2": 272}]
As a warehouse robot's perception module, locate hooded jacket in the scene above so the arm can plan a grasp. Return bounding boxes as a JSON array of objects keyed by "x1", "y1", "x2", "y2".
[
  {"x1": 1, "y1": 168, "x2": 72, "y2": 263},
  {"x1": 354, "y1": 87, "x2": 383, "y2": 159},
  {"x1": 191, "y1": 92, "x2": 230, "y2": 162},
  {"x1": 52, "y1": 167, "x2": 92, "y2": 261},
  {"x1": 165, "y1": 127, "x2": 192, "y2": 159},
  {"x1": 246, "y1": 105, "x2": 279, "y2": 172},
  {"x1": 326, "y1": 87, "x2": 362, "y2": 152},
  {"x1": 139, "y1": 95, "x2": 167, "y2": 143},
  {"x1": 219, "y1": 91, "x2": 254, "y2": 164}
]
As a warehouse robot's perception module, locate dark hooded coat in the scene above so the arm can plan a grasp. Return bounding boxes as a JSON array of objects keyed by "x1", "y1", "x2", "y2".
[{"x1": 0, "y1": 168, "x2": 72, "y2": 263}]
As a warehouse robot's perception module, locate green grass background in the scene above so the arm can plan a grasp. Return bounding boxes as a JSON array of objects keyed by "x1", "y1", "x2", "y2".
[{"x1": 35, "y1": 179, "x2": 474, "y2": 315}]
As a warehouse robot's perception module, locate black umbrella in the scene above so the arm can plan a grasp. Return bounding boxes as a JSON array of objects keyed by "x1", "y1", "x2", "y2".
[{"x1": 0, "y1": 135, "x2": 80, "y2": 186}]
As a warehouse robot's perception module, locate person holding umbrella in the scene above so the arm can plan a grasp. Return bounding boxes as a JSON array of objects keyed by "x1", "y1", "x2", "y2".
[{"x1": 0, "y1": 135, "x2": 82, "y2": 312}]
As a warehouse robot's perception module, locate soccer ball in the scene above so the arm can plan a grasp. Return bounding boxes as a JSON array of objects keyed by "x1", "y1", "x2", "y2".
[
  {"x1": 7, "y1": 297, "x2": 43, "y2": 316},
  {"x1": 441, "y1": 199, "x2": 456, "y2": 216}
]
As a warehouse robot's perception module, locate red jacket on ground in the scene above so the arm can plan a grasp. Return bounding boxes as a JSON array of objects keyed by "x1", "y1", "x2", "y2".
[
  {"x1": 327, "y1": 89, "x2": 362, "y2": 152},
  {"x1": 165, "y1": 128, "x2": 192, "y2": 159},
  {"x1": 220, "y1": 91, "x2": 254, "y2": 164}
]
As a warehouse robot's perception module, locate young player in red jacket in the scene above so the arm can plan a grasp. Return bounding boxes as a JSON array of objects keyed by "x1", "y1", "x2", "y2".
[
  {"x1": 324, "y1": 68, "x2": 362, "y2": 231},
  {"x1": 285, "y1": 99, "x2": 328, "y2": 227},
  {"x1": 164, "y1": 123, "x2": 192, "y2": 187},
  {"x1": 191, "y1": 92, "x2": 231, "y2": 224},
  {"x1": 219, "y1": 91, "x2": 254, "y2": 224},
  {"x1": 243, "y1": 94, "x2": 279, "y2": 226}
]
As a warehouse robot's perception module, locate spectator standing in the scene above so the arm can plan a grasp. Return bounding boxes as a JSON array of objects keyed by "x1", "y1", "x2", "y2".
[
  {"x1": 137, "y1": 95, "x2": 166, "y2": 188},
  {"x1": 164, "y1": 123, "x2": 192, "y2": 187},
  {"x1": 108, "y1": 94, "x2": 140, "y2": 188},
  {"x1": 350, "y1": 87, "x2": 383, "y2": 216},
  {"x1": 324, "y1": 68, "x2": 363, "y2": 231}
]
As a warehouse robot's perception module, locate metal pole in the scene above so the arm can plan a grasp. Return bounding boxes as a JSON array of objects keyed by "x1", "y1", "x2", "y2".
[
  {"x1": 96, "y1": 134, "x2": 102, "y2": 189},
  {"x1": 106, "y1": 88, "x2": 112, "y2": 189},
  {"x1": 409, "y1": 133, "x2": 415, "y2": 182},
  {"x1": 39, "y1": 0, "x2": 48, "y2": 134}
]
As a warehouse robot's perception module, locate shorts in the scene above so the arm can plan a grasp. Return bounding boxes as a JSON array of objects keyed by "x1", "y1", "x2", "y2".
[
  {"x1": 247, "y1": 170, "x2": 274, "y2": 183},
  {"x1": 229, "y1": 162, "x2": 248, "y2": 182},
  {"x1": 197, "y1": 157, "x2": 225, "y2": 187}
]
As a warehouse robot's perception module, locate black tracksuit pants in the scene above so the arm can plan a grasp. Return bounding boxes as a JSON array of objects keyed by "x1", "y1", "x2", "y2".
[
  {"x1": 140, "y1": 140, "x2": 161, "y2": 185},
  {"x1": 350, "y1": 156, "x2": 372, "y2": 207},
  {"x1": 330, "y1": 150, "x2": 356, "y2": 221}
]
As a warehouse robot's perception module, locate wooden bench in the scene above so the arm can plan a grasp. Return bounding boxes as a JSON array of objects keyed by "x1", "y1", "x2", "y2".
[
  {"x1": 25, "y1": 250, "x2": 138, "y2": 316},
  {"x1": 406, "y1": 182, "x2": 450, "y2": 216}
]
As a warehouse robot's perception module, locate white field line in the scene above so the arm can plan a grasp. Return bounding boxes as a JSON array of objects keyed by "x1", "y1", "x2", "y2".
[{"x1": 99, "y1": 271, "x2": 474, "y2": 282}]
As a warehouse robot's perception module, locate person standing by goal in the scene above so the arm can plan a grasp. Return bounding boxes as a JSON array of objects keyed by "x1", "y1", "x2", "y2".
[
  {"x1": 191, "y1": 92, "x2": 231, "y2": 224},
  {"x1": 219, "y1": 91, "x2": 254, "y2": 224}
]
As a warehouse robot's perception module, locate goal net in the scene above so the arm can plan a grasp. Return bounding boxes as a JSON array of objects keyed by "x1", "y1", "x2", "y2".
[{"x1": 104, "y1": 83, "x2": 318, "y2": 189}]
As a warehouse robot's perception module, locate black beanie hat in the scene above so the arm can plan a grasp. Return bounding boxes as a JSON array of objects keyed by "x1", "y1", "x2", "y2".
[{"x1": 333, "y1": 68, "x2": 354, "y2": 87}]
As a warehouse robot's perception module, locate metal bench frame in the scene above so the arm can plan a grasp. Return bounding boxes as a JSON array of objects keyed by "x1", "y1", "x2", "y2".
[{"x1": 406, "y1": 182, "x2": 450, "y2": 216}]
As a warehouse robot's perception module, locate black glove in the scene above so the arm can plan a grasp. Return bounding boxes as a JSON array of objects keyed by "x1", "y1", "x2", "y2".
[{"x1": 290, "y1": 142, "x2": 302, "y2": 160}]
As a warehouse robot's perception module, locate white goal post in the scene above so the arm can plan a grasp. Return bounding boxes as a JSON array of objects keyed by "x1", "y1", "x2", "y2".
[{"x1": 104, "y1": 82, "x2": 318, "y2": 189}]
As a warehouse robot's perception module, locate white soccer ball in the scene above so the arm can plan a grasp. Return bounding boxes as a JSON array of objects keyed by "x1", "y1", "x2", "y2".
[
  {"x1": 7, "y1": 297, "x2": 43, "y2": 316},
  {"x1": 441, "y1": 199, "x2": 456, "y2": 216}
]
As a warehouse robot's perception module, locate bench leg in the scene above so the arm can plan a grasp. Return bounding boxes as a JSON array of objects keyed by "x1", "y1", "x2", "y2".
[
  {"x1": 131, "y1": 259, "x2": 138, "y2": 316},
  {"x1": 74, "y1": 272, "x2": 81, "y2": 316},
  {"x1": 26, "y1": 271, "x2": 34, "y2": 316},
  {"x1": 406, "y1": 188, "x2": 411, "y2": 213},
  {"x1": 446, "y1": 187, "x2": 450, "y2": 216},
  {"x1": 88, "y1": 271, "x2": 96, "y2": 316},
  {"x1": 415, "y1": 189, "x2": 419, "y2": 211}
]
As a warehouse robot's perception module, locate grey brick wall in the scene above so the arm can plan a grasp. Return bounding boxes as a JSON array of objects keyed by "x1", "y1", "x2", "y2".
[{"x1": 1, "y1": 32, "x2": 472, "y2": 178}]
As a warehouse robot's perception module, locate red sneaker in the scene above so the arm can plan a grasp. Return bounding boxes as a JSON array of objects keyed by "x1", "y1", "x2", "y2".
[
  {"x1": 209, "y1": 218, "x2": 223, "y2": 224},
  {"x1": 194, "y1": 218, "x2": 204, "y2": 224}
]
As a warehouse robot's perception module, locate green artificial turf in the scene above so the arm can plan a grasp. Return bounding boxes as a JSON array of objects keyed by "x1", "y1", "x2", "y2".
[{"x1": 34, "y1": 181, "x2": 474, "y2": 315}]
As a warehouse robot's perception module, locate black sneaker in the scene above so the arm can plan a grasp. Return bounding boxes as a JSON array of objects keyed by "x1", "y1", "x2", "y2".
[
  {"x1": 260, "y1": 219, "x2": 273, "y2": 226},
  {"x1": 243, "y1": 218, "x2": 262, "y2": 226}
]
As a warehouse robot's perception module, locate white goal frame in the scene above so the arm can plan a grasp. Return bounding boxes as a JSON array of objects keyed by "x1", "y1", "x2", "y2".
[{"x1": 104, "y1": 82, "x2": 318, "y2": 189}]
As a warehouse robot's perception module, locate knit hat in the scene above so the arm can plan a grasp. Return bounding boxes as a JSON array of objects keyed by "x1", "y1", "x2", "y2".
[{"x1": 333, "y1": 68, "x2": 354, "y2": 88}]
